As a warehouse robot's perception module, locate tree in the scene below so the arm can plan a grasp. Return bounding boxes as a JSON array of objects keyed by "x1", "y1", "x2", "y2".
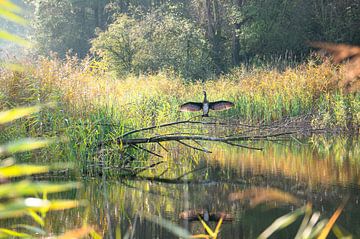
[{"x1": 91, "y1": 7, "x2": 214, "y2": 79}]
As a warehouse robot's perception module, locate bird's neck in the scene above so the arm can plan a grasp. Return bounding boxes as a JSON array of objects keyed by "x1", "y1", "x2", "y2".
[{"x1": 203, "y1": 92, "x2": 208, "y2": 103}]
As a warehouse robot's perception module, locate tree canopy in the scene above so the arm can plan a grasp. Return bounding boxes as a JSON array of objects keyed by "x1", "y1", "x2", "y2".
[{"x1": 26, "y1": 0, "x2": 360, "y2": 79}]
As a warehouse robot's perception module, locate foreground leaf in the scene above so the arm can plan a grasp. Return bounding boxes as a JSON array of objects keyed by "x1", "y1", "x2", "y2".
[
  {"x1": 12, "y1": 224, "x2": 46, "y2": 236},
  {"x1": 317, "y1": 196, "x2": 349, "y2": 239},
  {"x1": 0, "y1": 8, "x2": 26, "y2": 25},
  {"x1": 0, "y1": 228, "x2": 30, "y2": 238},
  {"x1": 58, "y1": 226, "x2": 95, "y2": 239},
  {"x1": 0, "y1": 181, "x2": 80, "y2": 198},
  {"x1": 258, "y1": 207, "x2": 306, "y2": 239},
  {"x1": 0, "y1": 30, "x2": 30, "y2": 47},
  {"x1": 0, "y1": 106, "x2": 41, "y2": 125},
  {"x1": 0, "y1": 0, "x2": 22, "y2": 13},
  {"x1": 0, "y1": 165, "x2": 49, "y2": 178},
  {"x1": 0, "y1": 138, "x2": 53, "y2": 156},
  {"x1": 0, "y1": 199, "x2": 84, "y2": 219}
]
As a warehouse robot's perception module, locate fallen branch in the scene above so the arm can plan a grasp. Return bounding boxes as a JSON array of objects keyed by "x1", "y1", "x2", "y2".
[{"x1": 117, "y1": 131, "x2": 295, "y2": 145}]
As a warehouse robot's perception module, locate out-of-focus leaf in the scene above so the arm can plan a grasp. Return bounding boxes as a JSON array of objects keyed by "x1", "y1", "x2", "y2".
[
  {"x1": 198, "y1": 216, "x2": 215, "y2": 237},
  {"x1": 0, "y1": 138, "x2": 53, "y2": 156},
  {"x1": 0, "y1": 8, "x2": 26, "y2": 25},
  {"x1": 258, "y1": 207, "x2": 306, "y2": 239},
  {"x1": 191, "y1": 234, "x2": 209, "y2": 239},
  {"x1": 0, "y1": 0, "x2": 22, "y2": 13},
  {"x1": 48, "y1": 200, "x2": 85, "y2": 211},
  {"x1": 229, "y1": 187, "x2": 300, "y2": 207},
  {"x1": 294, "y1": 203, "x2": 312, "y2": 239},
  {"x1": 57, "y1": 226, "x2": 95, "y2": 239},
  {"x1": 0, "y1": 30, "x2": 30, "y2": 47},
  {"x1": 0, "y1": 228, "x2": 30, "y2": 238},
  {"x1": 301, "y1": 212, "x2": 321, "y2": 238},
  {"x1": 0, "y1": 164, "x2": 49, "y2": 178},
  {"x1": 90, "y1": 229, "x2": 103, "y2": 239},
  {"x1": 0, "y1": 181, "x2": 80, "y2": 198},
  {"x1": 308, "y1": 219, "x2": 328, "y2": 238},
  {"x1": 0, "y1": 198, "x2": 50, "y2": 219},
  {"x1": 145, "y1": 215, "x2": 191, "y2": 238},
  {"x1": 13, "y1": 224, "x2": 46, "y2": 235},
  {"x1": 27, "y1": 210, "x2": 44, "y2": 226},
  {"x1": 318, "y1": 196, "x2": 349, "y2": 239},
  {"x1": 0, "y1": 199, "x2": 84, "y2": 219},
  {"x1": 0, "y1": 106, "x2": 41, "y2": 125},
  {"x1": 214, "y1": 216, "x2": 224, "y2": 236},
  {"x1": 332, "y1": 224, "x2": 352, "y2": 239}
]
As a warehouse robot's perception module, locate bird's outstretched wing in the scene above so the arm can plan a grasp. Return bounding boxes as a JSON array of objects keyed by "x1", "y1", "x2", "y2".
[
  {"x1": 209, "y1": 101, "x2": 234, "y2": 111},
  {"x1": 179, "y1": 102, "x2": 203, "y2": 112}
]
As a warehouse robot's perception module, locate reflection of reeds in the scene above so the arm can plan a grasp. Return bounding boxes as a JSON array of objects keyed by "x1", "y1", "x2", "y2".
[{"x1": 209, "y1": 137, "x2": 360, "y2": 186}]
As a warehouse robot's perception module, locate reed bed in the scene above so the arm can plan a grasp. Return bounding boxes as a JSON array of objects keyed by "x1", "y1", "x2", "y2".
[{"x1": 0, "y1": 56, "x2": 359, "y2": 171}]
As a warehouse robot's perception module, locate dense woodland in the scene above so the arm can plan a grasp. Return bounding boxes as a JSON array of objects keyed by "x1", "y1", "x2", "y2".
[{"x1": 12, "y1": 0, "x2": 358, "y2": 79}]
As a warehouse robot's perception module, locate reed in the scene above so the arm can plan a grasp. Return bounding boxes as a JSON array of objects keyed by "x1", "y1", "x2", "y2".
[{"x1": 0, "y1": 55, "x2": 359, "y2": 171}]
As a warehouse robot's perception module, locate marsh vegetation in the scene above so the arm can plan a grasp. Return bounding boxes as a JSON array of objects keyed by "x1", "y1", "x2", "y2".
[{"x1": 1, "y1": 0, "x2": 360, "y2": 238}]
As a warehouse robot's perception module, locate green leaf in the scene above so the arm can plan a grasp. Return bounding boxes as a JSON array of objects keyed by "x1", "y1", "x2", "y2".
[
  {"x1": 0, "y1": 106, "x2": 41, "y2": 125},
  {"x1": 0, "y1": 30, "x2": 30, "y2": 47},
  {"x1": 12, "y1": 224, "x2": 46, "y2": 236},
  {"x1": 0, "y1": 8, "x2": 27, "y2": 25},
  {"x1": 48, "y1": 200, "x2": 86, "y2": 211},
  {"x1": 27, "y1": 210, "x2": 44, "y2": 226},
  {"x1": 0, "y1": 138, "x2": 53, "y2": 156},
  {"x1": 0, "y1": 198, "x2": 50, "y2": 219},
  {"x1": 308, "y1": 219, "x2": 328, "y2": 238},
  {"x1": 0, "y1": 198, "x2": 85, "y2": 219},
  {"x1": 0, "y1": 181, "x2": 81, "y2": 198},
  {"x1": 0, "y1": 165, "x2": 49, "y2": 178},
  {"x1": 0, "y1": 0, "x2": 22, "y2": 13},
  {"x1": 258, "y1": 207, "x2": 306, "y2": 239},
  {"x1": 0, "y1": 228, "x2": 30, "y2": 238}
]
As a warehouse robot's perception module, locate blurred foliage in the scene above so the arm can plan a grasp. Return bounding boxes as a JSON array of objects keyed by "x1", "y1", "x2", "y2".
[
  {"x1": 0, "y1": 106, "x2": 87, "y2": 237},
  {"x1": 0, "y1": 1, "x2": 100, "y2": 238}
]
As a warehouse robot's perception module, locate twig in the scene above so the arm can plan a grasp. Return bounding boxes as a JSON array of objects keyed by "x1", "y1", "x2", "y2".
[
  {"x1": 177, "y1": 140, "x2": 212, "y2": 153},
  {"x1": 176, "y1": 166, "x2": 207, "y2": 180},
  {"x1": 130, "y1": 145, "x2": 163, "y2": 158},
  {"x1": 134, "y1": 161, "x2": 164, "y2": 175},
  {"x1": 157, "y1": 142, "x2": 168, "y2": 152},
  {"x1": 223, "y1": 141, "x2": 263, "y2": 150}
]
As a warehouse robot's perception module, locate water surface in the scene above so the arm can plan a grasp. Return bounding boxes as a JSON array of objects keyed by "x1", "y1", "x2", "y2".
[{"x1": 18, "y1": 136, "x2": 360, "y2": 238}]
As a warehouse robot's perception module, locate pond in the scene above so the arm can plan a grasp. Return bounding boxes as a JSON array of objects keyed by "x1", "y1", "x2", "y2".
[{"x1": 19, "y1": 136, "x2": 360, "y2": 238}]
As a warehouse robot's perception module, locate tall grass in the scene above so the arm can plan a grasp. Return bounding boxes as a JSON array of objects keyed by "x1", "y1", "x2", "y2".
[{"x1": 0, "y1": 55, "x2": 359, "y2": 172}]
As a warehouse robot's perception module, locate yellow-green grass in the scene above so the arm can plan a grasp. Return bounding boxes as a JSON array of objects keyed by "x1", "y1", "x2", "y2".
[{"x1": 0, "y1": 56, "x2": 359, "y2": 172}]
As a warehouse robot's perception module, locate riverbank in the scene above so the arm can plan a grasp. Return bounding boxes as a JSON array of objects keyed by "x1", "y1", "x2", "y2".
[{"x1": 1, "y1": 56, "x2": 359, "y2": 172}]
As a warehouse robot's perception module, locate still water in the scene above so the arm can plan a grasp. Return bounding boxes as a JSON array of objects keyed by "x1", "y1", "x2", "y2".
[{"x1": 43, "y1": 136, "x2": 360, "y2": 238}]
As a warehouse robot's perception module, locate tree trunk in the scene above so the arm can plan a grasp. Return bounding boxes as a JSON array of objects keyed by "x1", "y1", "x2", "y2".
[{"x1": 231, "y1": 0, "x2": 245, "y2": 66}]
